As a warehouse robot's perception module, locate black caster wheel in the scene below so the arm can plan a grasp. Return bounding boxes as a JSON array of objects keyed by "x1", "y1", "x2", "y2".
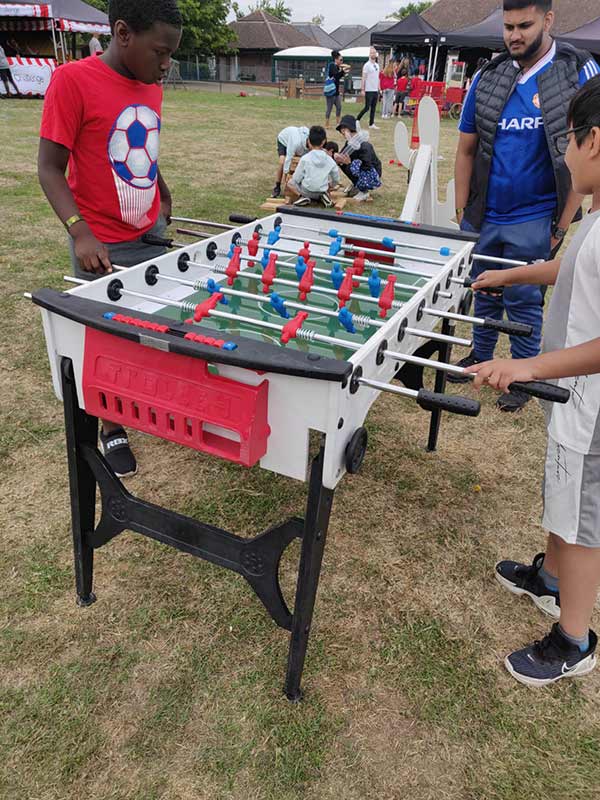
[
  {"x1": 458, "y1": 289, "x2": 473, "y2": 317},
  {"x1": 345, "y1": 427, "x2": 368, "y2": 475}
]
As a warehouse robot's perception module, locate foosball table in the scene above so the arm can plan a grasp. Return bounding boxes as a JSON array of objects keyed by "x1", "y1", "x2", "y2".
[{"x1": 31, "y1": 207, "x2": 569, "y2": 700}]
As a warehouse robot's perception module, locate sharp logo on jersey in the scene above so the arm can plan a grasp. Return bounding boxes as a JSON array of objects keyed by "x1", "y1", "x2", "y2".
[
  {"x1": 107, "y1": 104, "x2": 161, "y2": 230},
  {"x1": 498, "y1": 116, "x2": 544, "y2": 131}
]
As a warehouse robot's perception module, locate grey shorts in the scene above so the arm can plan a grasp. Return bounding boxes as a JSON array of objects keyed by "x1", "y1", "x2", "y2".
[
  {"x1": 326, "y1": 94, "x2": 342, "y2": 118},
  {"x1": 542, "y1": 437, "x2": 600, "y2": 547},
  {"x1": 277, "y1": 140, "x2": 287, "y2": 157},
  {"x1": 287, "y1": 179, "x2": 322, "y2": 201},
  {"x1": 69, "y1": 216, "x2": 168, "y2": 281}
]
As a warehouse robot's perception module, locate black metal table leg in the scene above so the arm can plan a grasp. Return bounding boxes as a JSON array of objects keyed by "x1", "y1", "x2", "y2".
[
  {"x1": 61, "y1": 358, "x2": 98, "y2": 607},
  {"x1": 284, "y1": 442, "x2": 335, "y2": 702},
  {"x1": 427, "y1": 318, "x2": 457, "y2": 453}
]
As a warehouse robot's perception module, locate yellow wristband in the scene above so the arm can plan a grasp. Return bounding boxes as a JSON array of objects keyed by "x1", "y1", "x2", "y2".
[{"x1": 64, "y1": 214, "x2": 83, "y2": 231}]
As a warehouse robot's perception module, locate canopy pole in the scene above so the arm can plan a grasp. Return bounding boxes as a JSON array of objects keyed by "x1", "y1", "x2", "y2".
[
  {"x1": 427, "y1": 43, "x2": 434, "y2": 81},
  {"x1": 49, "y1": 8, "x2": 59, "y2": 62},
  {"x1": 431, "y1": 43, "x2": 440, "y2": 81}
]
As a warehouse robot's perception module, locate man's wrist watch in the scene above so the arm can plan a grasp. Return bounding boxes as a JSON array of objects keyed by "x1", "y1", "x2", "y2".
[
  {"x1": 552, "y1": 223, "x2": 568, "y2": 241},
  {"x1": 64, "y1": 214, "x2": 84, "y2": 232}
]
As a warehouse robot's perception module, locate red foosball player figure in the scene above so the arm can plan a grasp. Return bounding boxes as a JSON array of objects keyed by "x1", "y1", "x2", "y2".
[{"x1": 37, "y1": 0, "x2": 183, "y2": 478}]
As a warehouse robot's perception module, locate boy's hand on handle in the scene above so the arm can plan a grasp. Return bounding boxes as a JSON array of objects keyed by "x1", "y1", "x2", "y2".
[
  {"x1": 466, "y1": 357, "x2": 539, "y2": 393},
  {"x1": 471, "y1": 270, "x2": 506, "y2": 291},
  {"x1": 72, "y1": 223, "x2": 112, "y2": 275}
]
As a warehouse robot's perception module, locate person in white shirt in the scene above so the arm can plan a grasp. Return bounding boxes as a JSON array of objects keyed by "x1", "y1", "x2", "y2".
[
  {"x1": 89, "y1": 35, "x2": 103, "y2": 56},
  {"x1": 0, "y1": 44, "x2": 21, "y2": 97},
  {"x1": 357, "y1": 46, "x2": 380, "y2": 130}
]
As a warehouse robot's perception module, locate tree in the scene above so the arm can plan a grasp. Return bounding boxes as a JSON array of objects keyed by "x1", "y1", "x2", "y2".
[
  {"x1": 178, "y1": 0, "x2": 236, "y2": 55},
  {"x1": 84, "y1": 0, "x2": 235, "y2": 55},
  {"x1": 387, "y1": 1, "x2": 433, "y2": 20},
  {"x1": 233, "y1": 0, "x2": 292, "y2": 22},
  {"x1": 311, "y1": 14, "x2": 325, "y2": 26}
]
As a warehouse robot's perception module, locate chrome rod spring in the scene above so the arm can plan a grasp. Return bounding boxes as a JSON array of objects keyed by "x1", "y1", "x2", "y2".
[{"x1": 296, "y1": 328, "x2": 318, "y2": 343}]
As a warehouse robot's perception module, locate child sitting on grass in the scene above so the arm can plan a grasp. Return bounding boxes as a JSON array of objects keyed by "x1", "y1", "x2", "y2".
[
  {"x1": 333, "y1": 114, "x2": 382, "y2": 202},
  {"x1": 466, "y1": 77, "x2": 600, "y2": 686},
  {"x1": 285, "y1": 125, "x2": 340, "y2": 209}
]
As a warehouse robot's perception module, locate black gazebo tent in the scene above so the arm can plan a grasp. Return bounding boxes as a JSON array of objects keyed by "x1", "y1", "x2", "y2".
[
  {"x1": 558, "y1": 17, "x2": 600, "y2": 55},
  {"x1": 370, "y1": 12, "x2": 439, "y2": 47},
  {"x1": 442, "y1": 8, "x2": 504, "y2": 51}
]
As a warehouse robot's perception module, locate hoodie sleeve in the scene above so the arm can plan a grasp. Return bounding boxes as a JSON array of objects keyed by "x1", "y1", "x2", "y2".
[
  {"x1": 330, "y1": 160, "x2": 341, "y2": 186},
  {"x1": 293, "y1": 155, "x2": 306, "y2": 185}
]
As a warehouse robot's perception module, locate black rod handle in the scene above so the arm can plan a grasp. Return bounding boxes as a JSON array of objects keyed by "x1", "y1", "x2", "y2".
[
  {"x1": 417, "y1": 389, "x2": 481, "y2": 418},
  {"x1": 141, "y1": 233, "x2": 173, "y2": 248},
  {"x1": 481, "y1": 317, "x2": 532, "y2": 337},
  {"x1": 463, "y1": 276, "x2": 503, "y2": 295},
  {"x1": 229, "y1": 214, "x2": 257, "y2": 225},
  {"x1": 510, "y1": 381, "x2": 570, "y2": 404}
]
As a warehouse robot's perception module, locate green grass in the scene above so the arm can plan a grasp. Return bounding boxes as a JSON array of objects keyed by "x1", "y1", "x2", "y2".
[{"x1": 0, "y1": 89, "x2": 598, "y2": 800}]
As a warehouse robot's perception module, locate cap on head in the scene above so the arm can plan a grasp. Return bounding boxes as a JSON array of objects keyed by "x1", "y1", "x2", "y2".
[{"x1": 336, "y1": 114, "x2": 357, "y2": 133}]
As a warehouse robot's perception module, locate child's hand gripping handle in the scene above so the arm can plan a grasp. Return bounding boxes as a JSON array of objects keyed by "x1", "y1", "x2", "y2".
[{"x1": 463, "y1": 276, "x2": 504, "y2": 295}]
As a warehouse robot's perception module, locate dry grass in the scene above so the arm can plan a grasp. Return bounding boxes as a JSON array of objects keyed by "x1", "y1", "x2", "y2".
[{"x1": 1, "y1": 91, "x2": 599, "y2": 800}]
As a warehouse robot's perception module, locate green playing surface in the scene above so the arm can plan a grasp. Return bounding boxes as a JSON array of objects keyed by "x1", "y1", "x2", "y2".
[{"x1": 155, "y1": 255, "x2": 426, "y2": 359}]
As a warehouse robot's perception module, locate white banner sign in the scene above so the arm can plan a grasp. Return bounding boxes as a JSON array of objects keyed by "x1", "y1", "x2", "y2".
[{"x1": 0, "y1": 56, "x2": 56, "y2": 96}]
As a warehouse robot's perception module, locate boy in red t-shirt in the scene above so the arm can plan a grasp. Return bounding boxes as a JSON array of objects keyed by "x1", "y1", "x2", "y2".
[{"x1": 38, "y1": 0, "x2": 182, "y2": 477}]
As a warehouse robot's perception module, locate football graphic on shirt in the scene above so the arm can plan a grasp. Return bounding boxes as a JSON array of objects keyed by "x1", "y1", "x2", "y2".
[{"x1": 108, "y1": 105, "x2": 161, "y2": 190}]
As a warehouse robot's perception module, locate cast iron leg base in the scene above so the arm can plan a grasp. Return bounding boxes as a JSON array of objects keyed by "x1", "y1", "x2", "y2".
[{"x1": 60, "y1": 358, "x2": 335, "y2": 701}]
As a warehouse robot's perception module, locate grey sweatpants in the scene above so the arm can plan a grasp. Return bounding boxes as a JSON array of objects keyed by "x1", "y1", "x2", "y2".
[{"x1": 69, "y1": 216, "x2": 168, "y2": 281}]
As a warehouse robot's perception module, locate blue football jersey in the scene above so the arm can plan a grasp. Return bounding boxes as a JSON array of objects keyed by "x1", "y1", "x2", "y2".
[{"x1": 460, "y1": 46, "x2": 599, "y2": 225}]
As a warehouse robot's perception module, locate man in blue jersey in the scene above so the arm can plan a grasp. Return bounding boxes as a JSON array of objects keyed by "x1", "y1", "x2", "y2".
[{"x1": 449, "y1": 0, "x2": 599, "y2": 412}]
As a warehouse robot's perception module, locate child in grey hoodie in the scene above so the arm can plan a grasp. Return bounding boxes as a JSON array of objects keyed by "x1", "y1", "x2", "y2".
[{"x1": 285, "y1": 126, "x2": 341, "y2": 208}]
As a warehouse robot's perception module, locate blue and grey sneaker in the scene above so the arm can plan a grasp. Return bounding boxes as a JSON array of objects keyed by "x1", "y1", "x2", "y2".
[
  {"x1": 99, "y1": 426, "x2": 137, "y2": 478},
  {"x1": 495, "y1": 553, "x2": 560, "y2": 620},
  {"x1": 505, "y1": 624, "x2": 597, "y2": 687}
]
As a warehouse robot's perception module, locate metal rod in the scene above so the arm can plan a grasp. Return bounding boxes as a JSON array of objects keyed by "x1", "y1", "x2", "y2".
[
  {"x1": 424, "y1": 307, "x2": 487, "y2": 326},
  {"x1": 113, "y1": 286, "x2": 360, "y2": 351},
  {"x1": 266, "y1": 232, "x2": 443, "y2": 272},
  {"x1": 249, "y1": 240, "x2": 432, "y2": 282},
  {"x1": 186, "y1": 258, "x2": 403, "y2": 310},
  {"x1": 384, "y1": 350, "x2": 466, "y2": 377},
  {"x1": 176, "y1": 228, "x2": 211, "y2": 239},
  {"x1": 154, "y1": 271, "x2": 365, "y2": 328},
  {"x1": 171, "y1": 217, "x2": 234, "y2": 230},
  {"x1": 279, "y1": 220, "x2": 456, "y2": 257},
  {"x1": 64, "y1": 276, "x2": 87, "y2": 285},
  {"x1": 230, "y1": 250, "x2": 421, "y2": 294},
  {"x1": 471, "y1": 254, "x2": 528, "y2": 267},
  {"x1": 358, "y1": 377, "x2": 418, "y2": 399},
  {"x1": 405, "y1": 327, "x2": 472, "y2": 347}
]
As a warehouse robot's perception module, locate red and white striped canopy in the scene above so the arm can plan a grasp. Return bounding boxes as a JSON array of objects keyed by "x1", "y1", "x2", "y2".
[
  {"x1": 57, "y1": 18, "x2": 110, "y2": 35},
  {"x1": 0, "y1": 17, "x2": 52, "y2": 29},
  {"x1": 0, "y1": 3, "x2": 50, "y2": 16}
]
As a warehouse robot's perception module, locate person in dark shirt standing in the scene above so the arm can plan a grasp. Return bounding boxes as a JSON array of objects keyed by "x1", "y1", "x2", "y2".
[{"x1": 325, "y1": 50, "x2": 345, "y2": 130}]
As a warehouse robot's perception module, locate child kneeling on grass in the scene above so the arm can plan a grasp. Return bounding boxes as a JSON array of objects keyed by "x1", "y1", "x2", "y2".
[
  {"x1": 334, "y1": 114, "x2": 382, "y2": 202},
  {"x1": 285, "y1": 125, "x2": 340, "y2": 209},
  {"x1": 466, "y1": 77, "x2": 600, "y2": 687}
]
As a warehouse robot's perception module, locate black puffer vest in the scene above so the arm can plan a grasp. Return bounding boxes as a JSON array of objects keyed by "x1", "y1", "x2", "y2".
[{"x1": 464, "y1": 41, "x2": 591, "y2": 231}]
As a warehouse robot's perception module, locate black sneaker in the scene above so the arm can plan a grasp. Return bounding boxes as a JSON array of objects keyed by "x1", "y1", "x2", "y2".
[
  {"x1": 321, "y1": 192, "x2": 334, "y2": 208},
  {"x1": 99, "y1": 426, "x2": 138, "y2": 478},
  {"x1": 293, "y1": 196, "x2": 311, "y2": 207},
  {"x1": 496, "y1": 553, "x2": 560, "y2": 619},
  {"x1": 505, "y1": 624, "x2": 597, "y2": 687},
  {"x1": 497, "y1": 389, "x2": 530, "y2": 413},
  {"x1": 272, "y1": 184, "x2": 281, "y2": 198},
  {"x1": 446, "y1": 351, "x2": 481, "y2": 384},
  {"x1": 344, "y1": 185, "x2": 360, "y2": 198}
]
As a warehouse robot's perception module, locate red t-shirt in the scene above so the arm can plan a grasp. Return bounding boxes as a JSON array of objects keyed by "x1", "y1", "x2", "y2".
[
  {"x1": 379, "y1": 73, "x2": 395, "y2": 90},
  {"x1": 40, "y1": 56, "x2": 163, "y2": 243},
  {"x1": 396, "y1": 76, "x2": 409, "y2": 92}
]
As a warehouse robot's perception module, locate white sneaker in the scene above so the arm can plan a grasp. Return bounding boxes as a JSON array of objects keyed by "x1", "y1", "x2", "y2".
[
  {"x1": 354, "y1": 191, "x2": 370, "y2": 201},
  {"x1": 369, "y1": 124, "x2": 380, "y2": 130}
]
